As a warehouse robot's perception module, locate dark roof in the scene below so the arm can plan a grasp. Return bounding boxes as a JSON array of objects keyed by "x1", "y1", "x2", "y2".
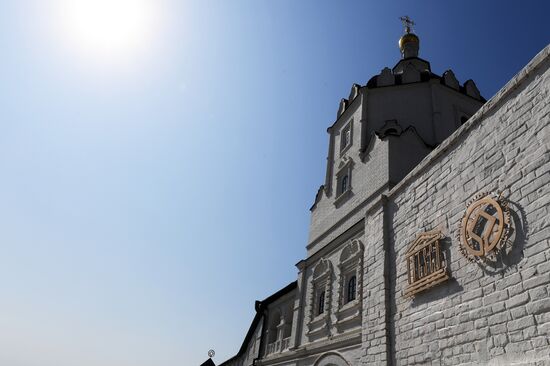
[
  {"x1": 200, "y1": 359, "x2": 216, "y2": 366},
  {"x1": 218, "y1": 281, "x2": 297, "y2": 366},
  {"x1": 335, "y1": 66, "x2": 486, "y2": 133}
]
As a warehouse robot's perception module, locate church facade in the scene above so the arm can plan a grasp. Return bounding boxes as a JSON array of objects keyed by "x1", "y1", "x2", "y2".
[{"x1": 219, "y1": 24, "x2": 550, "y2": 366}]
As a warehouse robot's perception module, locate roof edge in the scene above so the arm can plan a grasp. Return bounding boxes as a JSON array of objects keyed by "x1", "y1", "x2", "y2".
[{"x1": 218, "y1": 281, "x2": 297, "y2": 366}]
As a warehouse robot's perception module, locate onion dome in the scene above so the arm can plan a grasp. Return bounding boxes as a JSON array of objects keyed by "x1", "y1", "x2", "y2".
[
  {"x1": 399, "y1": 32, "x2": 419, "y2": 50},
  {"x1": 398, "y1": 16, "x2": 420, "y2": 59}
]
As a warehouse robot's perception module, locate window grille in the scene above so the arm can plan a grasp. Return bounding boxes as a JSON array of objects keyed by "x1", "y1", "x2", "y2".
[
  {"x1": 405, "y1": 231, "x2": 449, "y2": 297},
  {"x1": 318, "y1": 291, "x2": 325, "y2": 315}
]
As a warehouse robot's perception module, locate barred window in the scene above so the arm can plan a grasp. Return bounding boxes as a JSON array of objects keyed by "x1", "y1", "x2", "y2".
[
  {"x1": 347, "y1": 275, "x2": 356, "y2": 302},
  {"x1": 405, "y1": 231, "x2": 448, "y2": 297},
  {"x1": 317, "y1": 291, "x2": 325, "y2": 315}
]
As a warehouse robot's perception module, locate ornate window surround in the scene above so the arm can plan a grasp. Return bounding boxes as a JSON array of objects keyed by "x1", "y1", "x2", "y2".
[
  {"x1": 334, "y1": 157, "x2": 353, "y2": 206},
  {"x1": 335, "y1": 239, "x2": 363, "y2": 331},
  {"x1": 307, "y1": 258, "x2": 332, "y2": 339}
]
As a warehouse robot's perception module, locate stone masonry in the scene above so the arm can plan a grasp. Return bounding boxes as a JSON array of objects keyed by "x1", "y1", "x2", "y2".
[
  {"x1": 362, "y1": 45, "x2": 550, "y2": 365},
  {"x1": 219, "y1": 41, "x2": 550, "y2": 366}
]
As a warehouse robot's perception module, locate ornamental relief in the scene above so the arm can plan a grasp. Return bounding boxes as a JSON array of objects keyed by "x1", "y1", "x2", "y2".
[
  {"x1": 458, "y1": 191, "x2": 511, "y2": 264},
  {"x1": 404, "y1": 230, "x2": 449, "y2": 297},
  {"x1": 404, "y1": 190, "x2": 522, "y2": 298},
  {"x1": 336, "y1": 155, "x2": 353, "y2": 170}
]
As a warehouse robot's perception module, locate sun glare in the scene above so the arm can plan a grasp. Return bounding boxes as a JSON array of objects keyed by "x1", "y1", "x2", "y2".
[{"x1": 60, "y1": 0, "x2": 158, "y2": 60}]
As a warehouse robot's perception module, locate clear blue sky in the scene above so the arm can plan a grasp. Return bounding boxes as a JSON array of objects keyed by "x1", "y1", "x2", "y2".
[{"x1": 0, "y1": 1, "x2": 548, "y2": 365}]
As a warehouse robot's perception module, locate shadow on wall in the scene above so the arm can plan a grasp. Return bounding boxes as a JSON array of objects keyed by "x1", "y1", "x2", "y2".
[
  {"x1": 409, "y1": 200, "x2": 528, "y2": 306},
  {"x1": 411, "y1": 236, "x2": 464, "y2": 307},
  {"x1": 477, "y1": 200, "x2": 528, "y2": 276}
]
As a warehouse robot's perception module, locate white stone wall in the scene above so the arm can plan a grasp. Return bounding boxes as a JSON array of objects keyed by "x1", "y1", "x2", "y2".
[
  {"x1": 361, "y1": 204, "x2": 389, "y2": 365},
  {"x1": 309, "y1": 73, "x2": 483, "y2": 256},
  {"x1": 308, "y1": 97, "x2": 379, "y2": 255},
  {"x1": 362, "y1": 45, "x2": 550, "y2": 365},
  {"x1": 221, "y1": 40, "x2": 549, "y2": 366},
  {"x1": 308, "y1": 129, "x2": 390, "y2": 256}
]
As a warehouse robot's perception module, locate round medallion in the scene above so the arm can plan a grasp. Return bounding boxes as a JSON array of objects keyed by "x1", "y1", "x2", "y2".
[
  {"x1": 208, "y1": 349, "x2": 215, "y2": 358},
  {"x1": 459, "y1": 192, "x2": 511, "y2": 263}
]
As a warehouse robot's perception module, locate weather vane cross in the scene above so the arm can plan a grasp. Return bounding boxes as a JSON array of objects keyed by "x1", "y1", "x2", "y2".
[{"x1": 399, "y1": 16, "x2": 415, "y2": 34}]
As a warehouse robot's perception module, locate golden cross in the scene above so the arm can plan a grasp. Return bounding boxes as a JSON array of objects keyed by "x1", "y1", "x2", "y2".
[{"x1": 399, "y1": 16, "x2": 415, "y2": 34}]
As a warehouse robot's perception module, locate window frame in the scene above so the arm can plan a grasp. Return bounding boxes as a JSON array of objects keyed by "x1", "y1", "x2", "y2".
[
  {"x1": 317, "y1": 290, "x2": 325, "y2": 315},
  {"x1": 334, "y1": 157, "x2": 353, "y2": 205},
  {"x1": 340, "y1": 175, "x2": 348, "y2": 195},
  {"x1": 335, "y1": 240, "x2": 363, "y2": 332},
  {"x1": 307, "y1": 258, "x2": 332, "y2": 339},
  {"x1": 346, "y1": 275, "x2": 357, "y2": 303},
  {"x1": 340, "y1": 120, "x2": 353, "y2": 156}
]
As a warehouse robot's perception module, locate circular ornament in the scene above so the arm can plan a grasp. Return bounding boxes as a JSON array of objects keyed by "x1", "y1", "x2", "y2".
[
  {"x1": 459, "y1": 192, "x2": 511, "y2": 263},
  {"x1": 208, "y1": 350, "x2": 215, "y2": 358}
]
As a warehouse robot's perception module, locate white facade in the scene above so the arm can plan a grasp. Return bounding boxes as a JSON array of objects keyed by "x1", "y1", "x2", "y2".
[{"x1": 219, "y1": 34, "x2": 550, "y2": 366}]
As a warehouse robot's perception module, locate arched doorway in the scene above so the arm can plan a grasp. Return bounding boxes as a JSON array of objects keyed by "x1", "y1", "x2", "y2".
[{"x1": 313, "y1": 352, "x2": 350, "y2": 366}]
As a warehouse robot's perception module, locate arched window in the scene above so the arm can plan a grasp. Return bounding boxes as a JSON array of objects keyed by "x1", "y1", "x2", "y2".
[
  {"x1": 347, "y1": 275, "x2": 357, "y2": 302},
  {"x1": 318, "y1": 291, "x2": 325, "y2": 315},
  {"x1": 341, "y1": 175, "x2": 348, "y2": 194}
]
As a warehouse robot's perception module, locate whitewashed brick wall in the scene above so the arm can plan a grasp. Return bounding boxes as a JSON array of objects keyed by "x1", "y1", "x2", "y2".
[{"x1": 361, "y1": 45, "x2": 550, "y2": 366}]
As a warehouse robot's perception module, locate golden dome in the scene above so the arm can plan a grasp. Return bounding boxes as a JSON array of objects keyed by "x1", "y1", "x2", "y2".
[{"x1": 399, "y1": 32, "x2": 419, "y2": 50}]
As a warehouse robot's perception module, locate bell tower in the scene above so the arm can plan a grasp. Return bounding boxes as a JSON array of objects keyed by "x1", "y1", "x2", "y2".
[{"x1": 307, "y1": 18, "x2": 486, "y2": 254}]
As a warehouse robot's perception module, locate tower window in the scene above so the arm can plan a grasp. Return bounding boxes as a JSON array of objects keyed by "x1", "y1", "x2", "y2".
[
  {"x1": 334, "y1": 158, "x2": 353, "y2": 204},
  {"x1": 317, "y1": 291, "x2": 325, "y2": 315},
  {"x1": 347, "y1": 275, "x2": 357, "y2": 302},
  {"x1": 341, "y1": 175, "x2": 348, "y2": 194},
  {"x1": 340, "y1": 121, "x2": 352, "y2": 154},
  {"x1": 344, "y1": 128, "x2": 351, "y2": 147}
]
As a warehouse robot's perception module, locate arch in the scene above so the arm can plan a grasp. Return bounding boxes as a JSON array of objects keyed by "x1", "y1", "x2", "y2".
[
  {"x1": 312, "y1": 258, "x2": 331, "y2": 279},
  {"x1": 313, "y1": 352, "x2": 351, "y2": 366},
  {"x1": 339, "y1": 239, "x2": 363, "y2": 263}
]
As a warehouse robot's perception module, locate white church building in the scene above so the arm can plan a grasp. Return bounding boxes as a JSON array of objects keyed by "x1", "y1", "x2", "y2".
[{"x1": 217, "y1": 19, "x2": 550, "y2": 366}]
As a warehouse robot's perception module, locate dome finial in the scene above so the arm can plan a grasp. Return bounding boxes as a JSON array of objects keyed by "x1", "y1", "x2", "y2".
[
  {"x1": 399, "y1": 15, "x2": 415, "y2": 34},
  {"x1": 398, "y1": 16, "x2": 419, "y2": 59}
]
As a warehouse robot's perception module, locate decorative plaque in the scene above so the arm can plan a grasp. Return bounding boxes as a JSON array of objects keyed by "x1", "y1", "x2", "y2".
[{"x1": 459, "y1": 191, "x2": 511, "y2": 263}]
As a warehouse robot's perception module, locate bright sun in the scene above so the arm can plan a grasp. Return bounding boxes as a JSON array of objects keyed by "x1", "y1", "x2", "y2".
[{"x1": 61, "y1": 0, "x2": 158, "y2": 59}]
